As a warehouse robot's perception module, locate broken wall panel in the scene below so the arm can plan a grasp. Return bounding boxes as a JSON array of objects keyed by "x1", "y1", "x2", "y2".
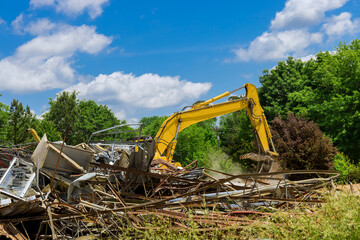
[{"x1": 31, "y1": 134, "x2": 93, "y2": 174}]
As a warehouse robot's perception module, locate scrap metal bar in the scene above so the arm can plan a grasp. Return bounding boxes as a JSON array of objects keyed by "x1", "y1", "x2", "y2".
[
  {"x1": 0, "y1": 157, "x2": 17, "y2": 186},
  {"x1": 20, "y1": 172, "x2": 36, "y2": 198}
]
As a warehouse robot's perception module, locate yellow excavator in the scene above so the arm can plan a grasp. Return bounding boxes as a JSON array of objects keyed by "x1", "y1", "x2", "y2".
[
  {"x1": 153, "y1": 83, "x2": 278, "y2": 168},
  {"x1": 28, "y1": 83, "x2": 277, "y2": 171}
]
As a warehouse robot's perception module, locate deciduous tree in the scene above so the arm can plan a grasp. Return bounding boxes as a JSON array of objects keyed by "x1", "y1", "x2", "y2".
[
  {"x1": 74, "y1": 100, "x2": 121, "y2": 143},
  {"x1": 140, "y1": 116, "x2": 168, "y2": 137},
  {"x1": 0, "y1": 98, "x2": 8, "y2": 140},
  {"x1": 7, "y1": 99, "x2": 35, "y2": 144},
  {"x1": 45, "y1": 91, "x2": 80, "y2": 144},
  {"x1": 174, "y1": 119, "x2": 217, "y2": 167},
  {"x1": 219, "y1": 110, "x2": 255, "y2": 170},
  {"x1": 259, "y1": 40, "x2": 360, "y2": 163}
]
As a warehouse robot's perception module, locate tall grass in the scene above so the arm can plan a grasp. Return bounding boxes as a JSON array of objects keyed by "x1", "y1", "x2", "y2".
[
  {"x1": 115, "y1": 192, "x2": 359, "y2": 239},
  {"x1": 248, "y1": 192, "x2": 360, "y2": 240}
]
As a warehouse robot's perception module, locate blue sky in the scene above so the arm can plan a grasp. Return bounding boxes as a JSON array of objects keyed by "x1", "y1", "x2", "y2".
[{"x1": 0, "y1": 0, "x2": 360, "y2": 122}]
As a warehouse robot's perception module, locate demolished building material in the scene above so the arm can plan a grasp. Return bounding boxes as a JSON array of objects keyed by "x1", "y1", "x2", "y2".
[
  {"x1": 31, "y1": 134, "x2": 92, "y2": 174},
  {"x1": 0, "y1": 131, "x2": 341, "y2": 239}
]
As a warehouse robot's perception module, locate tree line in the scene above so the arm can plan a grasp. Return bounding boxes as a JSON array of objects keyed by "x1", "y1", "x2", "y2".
[
  {"x1": 259, "y1": 39, "x2": 360, "y2": 164},
  {"x1": 0, "y1": 92, "x2": 122, "y2": 145},
  {"x1": 0, "y1": 40, "x2": 359, "y2": 174}
]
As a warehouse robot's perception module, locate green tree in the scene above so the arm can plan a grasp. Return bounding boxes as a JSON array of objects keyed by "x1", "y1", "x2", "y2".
[
  {"x1": 74, "y1": 100, "x2": 121, "y2": 143},
  {"x1": 33, "y1": 118, "x2": 61, "y2": 142},
  {"x1": 140, "y1": 116, "x2": 168, "y2": 137},
  {"x1": 140, "y1": 115, "x2": 218, "y2": 167},
  {"x1": 174, "y1": 119, "x2": 217, "y2": 167},
  {"x1": 258, "y1": 57, "x2": 309, "y2": 120},
  {"x1": 0, "y1": 98, "x2": 9, "y2": 140},
  {"x1": 219, "y1": 110, "x2": 255, "y2": 170},
  {"x1": 7, "y1": 99, "x2": 35, "y2": 144},
  {"x1": 303, "y1": 41, "x2": 360, "y2": 163},
  {"x1": 45, "y1": 91, "x2": 80, "y2": 144},
  {"x1": 140, "y1": 116, "x2": 161, "y2": 130},
  {"x1": 259, "y1": 40, "x2": 360, "y2": 163}
]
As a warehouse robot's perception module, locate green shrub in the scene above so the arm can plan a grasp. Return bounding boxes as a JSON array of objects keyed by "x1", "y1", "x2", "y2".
[
  {"x1": 333, "y1": 152, "x2": 360, "y2": 183},
  {"x1": 207, "y1": 148, "x2": 235, "y2": 173},
  {"x1": 348, "y1": 169, "x2": 360, "y2": 183}
]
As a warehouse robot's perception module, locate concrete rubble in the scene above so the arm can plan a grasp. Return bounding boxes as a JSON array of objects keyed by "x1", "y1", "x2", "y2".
[{"x1": 0, "y1": 125, "x2": 340, "y2": 239}]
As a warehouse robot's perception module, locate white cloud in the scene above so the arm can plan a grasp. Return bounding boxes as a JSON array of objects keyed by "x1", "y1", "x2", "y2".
[
  {"x1": 24, "y1": 18, "x2": 57, "y2": 35},
  {"x1": 30, "y1": 0, "x2": 55, "y2": 8},
  {"x1": 64, "y1": 71, "x2": 212, "y2": 109},
  {"x1": 30, "y1": 0, "x2": 109, "y2": 19},
  {"x1": 298, "y1": 50, "x2": 338, "y2": 62},
  {"x1": 11, "y1": 14, "x2": 24, "y2": 34},
  {"x1": 0, "y1": 17, "x2": 6, "y2": 25},
  {"x1": 233, "y1": 29, "x2": 322, "y2": 61},
  {"x1": 0, "y1": 56, "x2": 74, "y2": 92},
  {"x1": 0, "y1": 24, "x2": 112, "y2": 93},
  {"x1": 11, "y1": 14, "x2": 56, "y2": 36},
  {"x1": 115, "y1": 110, "x2": 127, "y2": 121},
  {"x1": 241, "y1": 73, "x2": 253, "y2": 80},
  {"x1": 298, "y1": 54, "x2": 316, "y2": 62},
  {"x1": 271, "y1": 0, "x2": 348, "y2": 30},
  {"x1": 322, "y1": 12, "x2": 360, "y2": 38},
  {"x1": 126, "y1": 118, "x2": 140, "y2": 124},
  {"x1": 114, "y1": 110, "x2": 138, "y2": 123},
  {"x1": 37, "y1": 110, "x2": 49, "y2": 120},
  {"x1": 17, "y1": 25, "x2": 112, "y2": 58},
  {"x1": 231, "y1": 0, "x2": 352, "y2": 62}
]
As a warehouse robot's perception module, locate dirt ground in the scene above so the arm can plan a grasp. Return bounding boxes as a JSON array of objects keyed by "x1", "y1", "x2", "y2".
[{"x1": 335, "y1": 183, "x2": 360, "y2": 195}]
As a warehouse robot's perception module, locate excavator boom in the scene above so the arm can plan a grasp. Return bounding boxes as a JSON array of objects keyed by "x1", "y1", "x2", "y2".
[{"x1": 154, "y1": 83, "x2": 278, "y2": 164}]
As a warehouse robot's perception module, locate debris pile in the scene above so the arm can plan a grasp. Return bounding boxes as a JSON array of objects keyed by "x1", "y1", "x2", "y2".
[{"x1": 0, "y1": 127, "x2": 340, "y2": 239}]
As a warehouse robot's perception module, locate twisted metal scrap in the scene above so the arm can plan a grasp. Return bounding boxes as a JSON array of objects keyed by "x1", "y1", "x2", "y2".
[{"x1": 0, "y1": 162, "x2": 339, "y2": 239}]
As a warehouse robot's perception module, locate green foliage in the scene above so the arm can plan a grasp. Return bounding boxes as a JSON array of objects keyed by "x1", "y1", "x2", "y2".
[
  {"x1": 304, "y1": 42, "x2": 360, "y2": 164},
  {"x1": 348, "y1": 169, "x2": 360, "y2": 183},
  {"x1": 74, "y1": 100, "x2": 121, "y2": 143},
  {"x1": 0, "y1": 99, "x2": 9, "y2": 140},
  {"x1": 139, "y1": 116, "x2": 161, "y2": 130},
  {"x1": 259, "y1": 57, "x2": 309, "y2": 120},
  {"x1": 34, "y1": 119, "x2": 61, "y2": 142},
  {"x1": 206, "y1": 148, "x2": 236, "y2": 173},
  {"x1": 140, "y1": 116, "x2": 168, "y2": 137},
  {"x1": 334, "y1": 153, "x2": 360, "y2": 183},
  {"x1": 7, "y1": 99, "x2": 35, "y2": 144},
  {"x1": 174, "y1": 119, "x2": 217, "y2": 167},
  {"x1": 140, "y1": 115, "x2": 220, "y2": 168},
  {"x1": 259, "y1": 40, "x2": 360, "y2": 163},
  {"x1": 219, "y1": 110, "x2": 255, "y2": 170},
  {"x1": 45, "y1": 91, "x2": 79, "y2": 144},
  {"x1": 174, "y1": 125, "x2": 209, "y2": 167},
  {"x1": 45, "y1": 93, "x2": 123, "y2": 144},
  {"x1": 271, "y1": 113, "x2": 337, "y2": 171},
  {"x1": 334, "y1": 153, "x2": 356, "y2": 179}
]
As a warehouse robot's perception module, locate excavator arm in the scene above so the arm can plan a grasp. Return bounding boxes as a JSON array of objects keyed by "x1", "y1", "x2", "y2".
[{"x1": 154, "y1": 83, "x2": 278, "y2": 164}]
